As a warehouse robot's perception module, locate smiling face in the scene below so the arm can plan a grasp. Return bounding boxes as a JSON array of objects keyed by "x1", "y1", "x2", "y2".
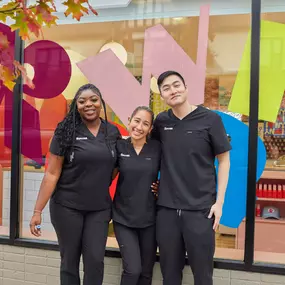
[
  {"x1": 160, "y1": 74, "x2": 188, "y2": 107},
  {"x1": 76, "y1": 89, "x2": 102, "y2": 122},
  {"x1": 128, "y1": 109, "x2": 153, "y2": 142}
]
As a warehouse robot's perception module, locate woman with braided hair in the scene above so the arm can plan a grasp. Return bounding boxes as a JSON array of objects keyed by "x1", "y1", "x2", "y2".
[{"x1": 29, "y1": 83, "x2": 121, "y2": 285}]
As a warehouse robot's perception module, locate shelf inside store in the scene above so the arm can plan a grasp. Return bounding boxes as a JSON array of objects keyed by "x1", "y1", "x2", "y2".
[
  {"x1": 257, "y1": 197, "x2": 285, "y2": 202},
  {"x1": 255, "y1": 217, "x2": 285, "y2": 224},
  {"x1": 261, "y1": 170, "x2": 285, "y2": 180}
]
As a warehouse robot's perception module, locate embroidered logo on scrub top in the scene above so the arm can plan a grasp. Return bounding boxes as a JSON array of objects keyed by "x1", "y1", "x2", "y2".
[
  {"x1": 164, "y1": 127, "x2": 173, "y2": 131},
  {"x1": 76, "y1": 137, "x2": 88, "y2": 140},
  {"x1": 120, "y1": 153, "x2": 130, "y2": 157},
  {"x1": 145, "y1": 158, "x2": 152, "y2": 160}
]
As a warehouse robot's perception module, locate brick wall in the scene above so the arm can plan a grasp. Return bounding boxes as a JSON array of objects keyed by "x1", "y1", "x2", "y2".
[{"x1": 0, "y1": 245, "x2": 284, "y2": 285}]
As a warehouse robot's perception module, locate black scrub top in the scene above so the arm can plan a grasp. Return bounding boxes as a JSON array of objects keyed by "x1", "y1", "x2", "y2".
[
  {"x1": 112, "y1": 138, "x2": 161, "y2": 228},
  {"x1": 50, "y1": 119, "x2": 121, "y2": 211},
  {"x1": 152, "y1": 106, "x2": 231, "y2": 211}
]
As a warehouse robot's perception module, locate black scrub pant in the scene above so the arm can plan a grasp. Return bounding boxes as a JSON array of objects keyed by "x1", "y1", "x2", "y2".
[
  {"x1": 156, "y1": 206, "x2": 215, "y2": 285},
  {"x1": 50, "y1": 199, "x2": 110, "y2": 285},
  {"x1": 113, "y1": 222, "x2": 157, "y2": 285}
]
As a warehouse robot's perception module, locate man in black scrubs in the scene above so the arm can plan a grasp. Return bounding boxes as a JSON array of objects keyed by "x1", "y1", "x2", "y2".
[{"x1": 152, "y1": 71, "x2": 231, "y2": 285}]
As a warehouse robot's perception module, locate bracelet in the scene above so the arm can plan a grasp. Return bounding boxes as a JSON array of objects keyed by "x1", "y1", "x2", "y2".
[{"x1": 33, "y1": 210, "x2": 42, "y2": 215}]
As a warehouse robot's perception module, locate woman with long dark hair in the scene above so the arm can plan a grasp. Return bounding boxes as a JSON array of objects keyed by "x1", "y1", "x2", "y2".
[
  {"x1": 29, "y1": 83, "x2": 121, "y2": 285},
  {"x1": 112, "y1": 106, "x2": 161, "y2": 285}
]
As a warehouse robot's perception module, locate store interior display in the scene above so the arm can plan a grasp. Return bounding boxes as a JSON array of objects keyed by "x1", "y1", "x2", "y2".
[
  {"x1": 204, "y1": 77, "x2": 219, "y2": 110},
  {"x1": 251, "y1": 111, "x2": 285, "y2": 252},
  {"x1": 236, "y1": 102, "x2": 285, "y2": 253},
  {"x1": 237, "y1": 174, "x2": 285, "y2": 253}
]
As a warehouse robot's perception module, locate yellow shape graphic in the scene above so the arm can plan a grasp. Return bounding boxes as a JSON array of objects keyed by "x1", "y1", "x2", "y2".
[
  {"x1": 151, "y1": 92, "x2": 169, "y2": 117},
  {"x1": 63, "y1": 50, "x2": 88, "y2": 100},
  {"x1": 229, "y1": 21, "x2": 285, "y2": 123}
]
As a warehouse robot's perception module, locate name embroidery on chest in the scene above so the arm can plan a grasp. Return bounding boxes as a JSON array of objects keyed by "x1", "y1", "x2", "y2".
[
  {"x1": 164, "y1": 127, "x2": 173, "y2": 131},
  {"x1": 120, "y1": 153, "x2": 130, "y2": 157},
  {"x1": 76, "y1": 137, "x2": 88, "y2": 140},
  {"x1": 145, "y1": 157, "x2": 152, "y2": 160}
]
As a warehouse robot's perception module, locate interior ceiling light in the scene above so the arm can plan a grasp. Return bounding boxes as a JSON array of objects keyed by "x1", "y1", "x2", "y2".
[
  {"x1": 173, "y1": 17, "x2": 184, "y2": 21},
  {"x1": 89, "y1": 0, "x2": 131, "y2": 9}
]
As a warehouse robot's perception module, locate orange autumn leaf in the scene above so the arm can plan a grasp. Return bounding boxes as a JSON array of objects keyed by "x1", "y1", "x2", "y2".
[
  {"x1": 36, "y1": 2, "x2": 58, "y2": 27},
  {"x1": 25, "y1": 16, "x2": 42, "y2": 38},
  {"x1": 10, "y1": 11, "x2": 30, "y2": 39},
  {"x1": 0, "y1": 65, "x2": 16, "y2": 90},
  {"x1": 63, "y1": 0, "x2": 89, "y2": 21},
  {"x1": 0, "y1": 33, "x2": 14, "y2": 70}
]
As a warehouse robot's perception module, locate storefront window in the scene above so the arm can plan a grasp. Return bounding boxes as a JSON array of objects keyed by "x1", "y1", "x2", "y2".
[
  {"x1": 251, "y1": 2, "x2": 285, "y2": 265},
  {"x1": 19, "y1": 0, "x2": 253, "y2": 261},
  {"x1": 0, "y1": 23, "x2": 16, "y2": 237},
  {"x1": 206, "y1": 12, "x2": 251, "y2": 261}
]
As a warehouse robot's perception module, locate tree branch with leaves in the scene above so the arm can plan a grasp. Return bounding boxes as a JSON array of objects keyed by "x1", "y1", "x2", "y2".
[{"x1": 0, "y1": 0, "x2": 97, "y2": 89}]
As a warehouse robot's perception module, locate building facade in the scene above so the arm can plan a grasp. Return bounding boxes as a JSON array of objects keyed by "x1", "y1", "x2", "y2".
[{"x1": 0, "y1": 0, "x2": 285, "y2": 284}]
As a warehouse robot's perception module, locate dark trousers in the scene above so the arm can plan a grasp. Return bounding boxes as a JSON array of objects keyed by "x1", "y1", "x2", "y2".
[
  {"x1": 113, "y1": 222, "x2": 157, "y2": 285},
  {"x1": 156, "y1": 207, "x2": 215, "y2": 285},
  {"x1": 50, "y1": 199, "x2": 110, "y2": 285}
]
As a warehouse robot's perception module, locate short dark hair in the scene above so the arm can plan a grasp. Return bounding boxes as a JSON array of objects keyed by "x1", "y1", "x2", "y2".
[{"x1": 157, "y1": 70, "x2": 186, "y2": 90}]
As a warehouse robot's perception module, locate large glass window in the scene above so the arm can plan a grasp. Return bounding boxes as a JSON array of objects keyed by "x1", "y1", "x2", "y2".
[
  {"x1": 19, "y1": 0, "x2": 253, "y2": 261},
  {"x1": 252, "y1": 1, "x2": 285, "y2": 265},
  {"x1": 0, "y1": 23, "x2": 16, "y2": 237}
]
